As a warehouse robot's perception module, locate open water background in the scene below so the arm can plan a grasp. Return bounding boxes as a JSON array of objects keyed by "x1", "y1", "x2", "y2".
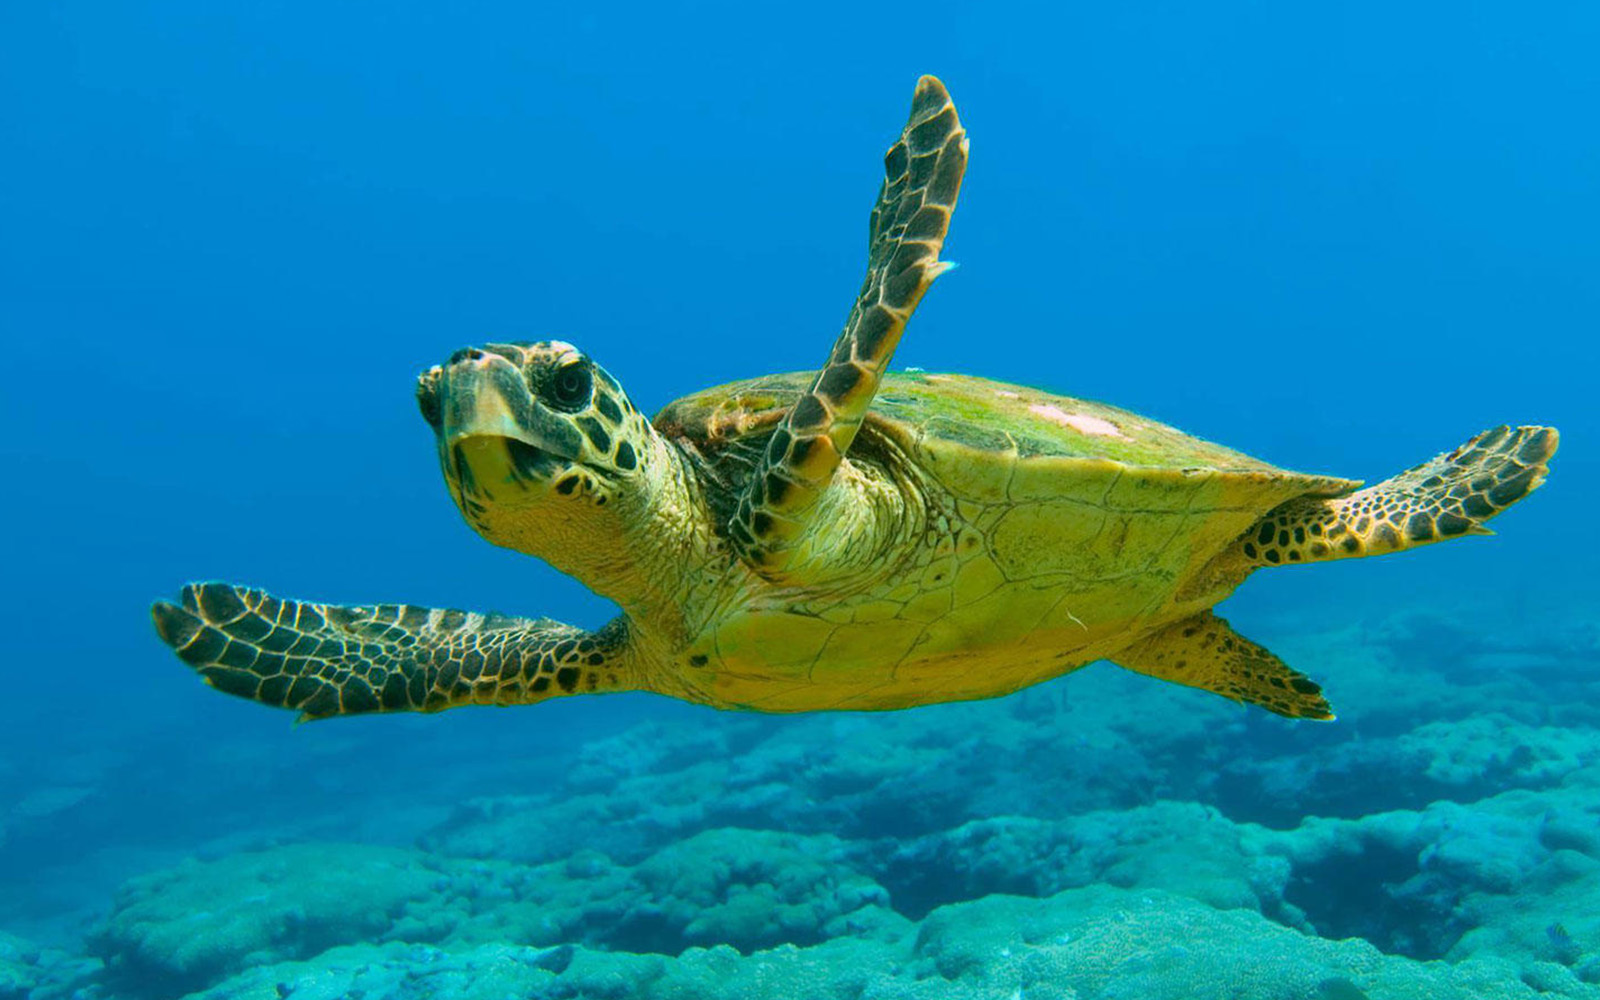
[{"x1": 2, "y1": 4, "x2": 1597, "y2": 998}]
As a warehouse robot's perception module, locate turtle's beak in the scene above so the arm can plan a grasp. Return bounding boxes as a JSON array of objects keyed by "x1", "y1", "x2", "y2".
[{"x1": 418, "y1": 352, "x2": 584, "y2": 493}]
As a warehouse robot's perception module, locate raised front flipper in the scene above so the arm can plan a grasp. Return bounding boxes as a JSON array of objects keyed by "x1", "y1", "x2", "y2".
[
  {"x1": 1114, "y1": 611, "x2": 1334, "y2": 720},
  {"x1": 730, "y1": 75, "x2": 968, "y2": 576},
  {"x1": 152, "y1": 583, "x2": 635, "y2": 721}
]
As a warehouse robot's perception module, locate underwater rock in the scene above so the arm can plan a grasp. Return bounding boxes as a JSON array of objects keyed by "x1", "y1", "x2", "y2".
[
  {"x1": 911, "y1": 886, "x2": 1596, "y2": 999},
  {"x1": 176, "y1": 885, "x2": 1598, "y2": 1000},
  {"x1": 1441, "y1": 770, "x2": 1600, "y2": 976},
  {"x1": 394, "y1": 829, "x2": 891, "y2": 956},
  {"x1": 92, "y1": 843, "x2": 444, "y2": 995},
  {"x1": 1255, "y1": 765, "x2": 1600, "y2": 976},
  {"x1": 1260, "y1": 623, "x2": 1562, "y2": 737},
  {"x1": 615, "y1": 828, "x2": 892, "y2": 954},
  {"x1": 867, "y1": 801, "x2": 1285, "y2": 920},
  {"x1": 0, "y1": 929, "x2": 101, "y2": 1000},
  {"x1": 384, "y1": 849, "x2": 637, "y2": 952},
  {"x1": 1218, "y1": 713, "x2": 1598, "y2": 824},
  {"x1": 89, "y1": 829, "x2": 892, "y2": 994},
  {"x1": 176, "y1": 941, "x2": 577, "y2": 1000},
  {"x1": 1380, "y1": 611, "x2": 1600, "y2": 693},
  {"x1": 0, "y1": 930, "x2": 43, "y2": 1000},
  {"x1": 1452, "y1": 855, "x2": 1600, "y2": 975}
]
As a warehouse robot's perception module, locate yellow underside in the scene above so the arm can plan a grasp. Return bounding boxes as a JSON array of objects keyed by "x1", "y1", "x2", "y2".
[
  {"x1": 700, "y1": 608, "x2": 1186, "y2": 713},
  {"x1": 672, "y1": 457, "x2": 1304, "y2": 712}
]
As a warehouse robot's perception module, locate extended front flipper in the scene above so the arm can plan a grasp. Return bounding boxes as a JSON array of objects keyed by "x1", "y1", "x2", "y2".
[
  {"x1": 1114, "y1": 611, "x2": 1334, "y2": 720},
  {"x1": 730, "y1": 75, "x2": 968, "y2": 576},
  {"x1": 152, "y1": 583, "x2": 636, "y2": 721}
]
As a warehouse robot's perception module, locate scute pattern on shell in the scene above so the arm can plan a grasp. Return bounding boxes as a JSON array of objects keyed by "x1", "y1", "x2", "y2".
[{"x1": 656, "y1": 371, "x2": 1358, "y2": 497}]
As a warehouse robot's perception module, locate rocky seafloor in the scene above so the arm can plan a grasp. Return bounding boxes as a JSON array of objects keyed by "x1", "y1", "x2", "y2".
[{"x1": 4, "y1": 605, "x2": 1599, "y2": 1000}]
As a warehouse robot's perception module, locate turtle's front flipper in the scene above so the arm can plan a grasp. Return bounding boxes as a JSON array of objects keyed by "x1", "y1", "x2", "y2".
[
  {"x1": 152, "y1": 583, "x2": 636, "y2": 721},
  {"x1": 731, "y1": 75, "x2": 968, "y2": 576},
  {"x1": 1114, "y1": 611, "x2": 1334, "y2": 720},
  {"x1": 1230, "y1": 425, "x2": 1557, "y2": 568}
]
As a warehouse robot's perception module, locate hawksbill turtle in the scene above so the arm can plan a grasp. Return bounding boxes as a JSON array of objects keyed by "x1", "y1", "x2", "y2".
[{"x1": 152, "y1": 76, "x2": 1558, "y2": 722}]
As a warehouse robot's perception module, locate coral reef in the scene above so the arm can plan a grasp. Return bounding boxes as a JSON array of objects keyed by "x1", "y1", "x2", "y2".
[
  {"x1": 92, "y1": 844, "x2": 443, "y2": 993},
  {"x1": 5, "y1": 612, "x2": 1599, "y2": 998},
  {"x1": 122, "y1": 886, "x2": 1600, "y2": 1000}
]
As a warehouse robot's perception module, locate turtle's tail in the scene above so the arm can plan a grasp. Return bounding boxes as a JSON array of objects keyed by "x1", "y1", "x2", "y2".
[{"x1": 1229, "y1": 425, "x2": 1558, "y2": 568}]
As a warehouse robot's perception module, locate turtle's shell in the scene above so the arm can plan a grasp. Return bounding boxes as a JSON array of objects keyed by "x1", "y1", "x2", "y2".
[
  {"x1": 656, "y1": 371, "x2": 1356, "y2": 504},
  {"x1": 654, "y1": 371, "x2": 1360, "y2": 711}
]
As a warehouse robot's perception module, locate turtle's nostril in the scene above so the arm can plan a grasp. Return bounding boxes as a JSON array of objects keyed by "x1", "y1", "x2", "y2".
[
  {"x1": 449, "y1": 347, "x2": 486, "y2": 366},
  {"x1": 416, "y1": 369, "x2": 444, "y2": 430}
]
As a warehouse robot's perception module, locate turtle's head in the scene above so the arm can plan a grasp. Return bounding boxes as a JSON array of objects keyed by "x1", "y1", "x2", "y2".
[{"x1": 417, "y1": 341, "x2": 666, "y2": 574}]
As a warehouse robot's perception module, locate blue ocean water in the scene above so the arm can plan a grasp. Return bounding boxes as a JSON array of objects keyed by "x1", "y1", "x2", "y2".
[{"x1": 2, "y1": 2, "x2": 1597, "y2": 997}]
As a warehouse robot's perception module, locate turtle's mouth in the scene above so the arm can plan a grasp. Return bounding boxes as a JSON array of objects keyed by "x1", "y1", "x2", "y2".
[
  {"x1": 422, "y1": 354, "x2": 586, "y2": 495},
  {"x1": 448, "y1": 436, "x2": 568, "y2": 498}
]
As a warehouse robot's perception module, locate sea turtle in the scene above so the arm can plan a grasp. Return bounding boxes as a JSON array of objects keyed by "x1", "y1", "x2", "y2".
[{"x1": 153, "y1": 76, "x2": 1558, "y2": 722}]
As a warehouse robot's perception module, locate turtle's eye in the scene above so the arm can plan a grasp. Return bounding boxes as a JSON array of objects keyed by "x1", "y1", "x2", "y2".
[{"x1": 546, "y1": 362, "x2": 593, "y2": 412}]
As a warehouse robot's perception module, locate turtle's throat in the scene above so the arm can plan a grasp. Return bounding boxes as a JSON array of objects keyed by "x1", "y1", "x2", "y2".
[
  {"x1": 544, "y1": 429, "x2": 720, "y2": 642},
  {"x1": 596, "y1": 431, "x2": 723, "y2": 642},
  {"x1": 449, "y1": 422, "x2": 718, "y2": 646}
]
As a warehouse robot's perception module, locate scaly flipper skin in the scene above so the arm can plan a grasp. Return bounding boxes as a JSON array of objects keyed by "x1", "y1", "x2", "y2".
[
  {"x1": 151, "y1": 583, "x2": 634, "y2": 721},
  {"x1": 1115, "y1": 611, "x2": 1334, "y2": 720},
  {"x1": 1229, "y1": 425, "x2": 1558, "y2": 568},
  {"x1": 730, "y1": 75, "x2": 968, "y2": 576}
]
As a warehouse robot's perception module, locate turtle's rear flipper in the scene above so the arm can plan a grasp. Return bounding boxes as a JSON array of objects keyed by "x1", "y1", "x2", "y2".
[
  {"x1": 1114, "y1": 611, "x2": 1333, "y2": 720},
  {"x1": 1232, "y1": 425, "x2": 1557, "y2": 568},
  {"x1": 153, "y1": 582, "x2": 633, "y2": 721}
]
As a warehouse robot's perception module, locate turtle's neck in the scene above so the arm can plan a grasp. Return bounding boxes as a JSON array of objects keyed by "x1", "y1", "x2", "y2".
[{"x1": 534, "y1": 424, "x2": 730, "y2": 645}]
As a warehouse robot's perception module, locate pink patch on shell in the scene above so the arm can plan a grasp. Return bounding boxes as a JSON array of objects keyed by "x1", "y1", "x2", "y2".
[{"x1": 1028, "y1": 403, "x2": 1128, "y2": 439}]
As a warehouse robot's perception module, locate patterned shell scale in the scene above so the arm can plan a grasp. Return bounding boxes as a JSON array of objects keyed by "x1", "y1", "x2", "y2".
[{"x1": 656, "y1": 371, "x2": 1358, "y2": 504}]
